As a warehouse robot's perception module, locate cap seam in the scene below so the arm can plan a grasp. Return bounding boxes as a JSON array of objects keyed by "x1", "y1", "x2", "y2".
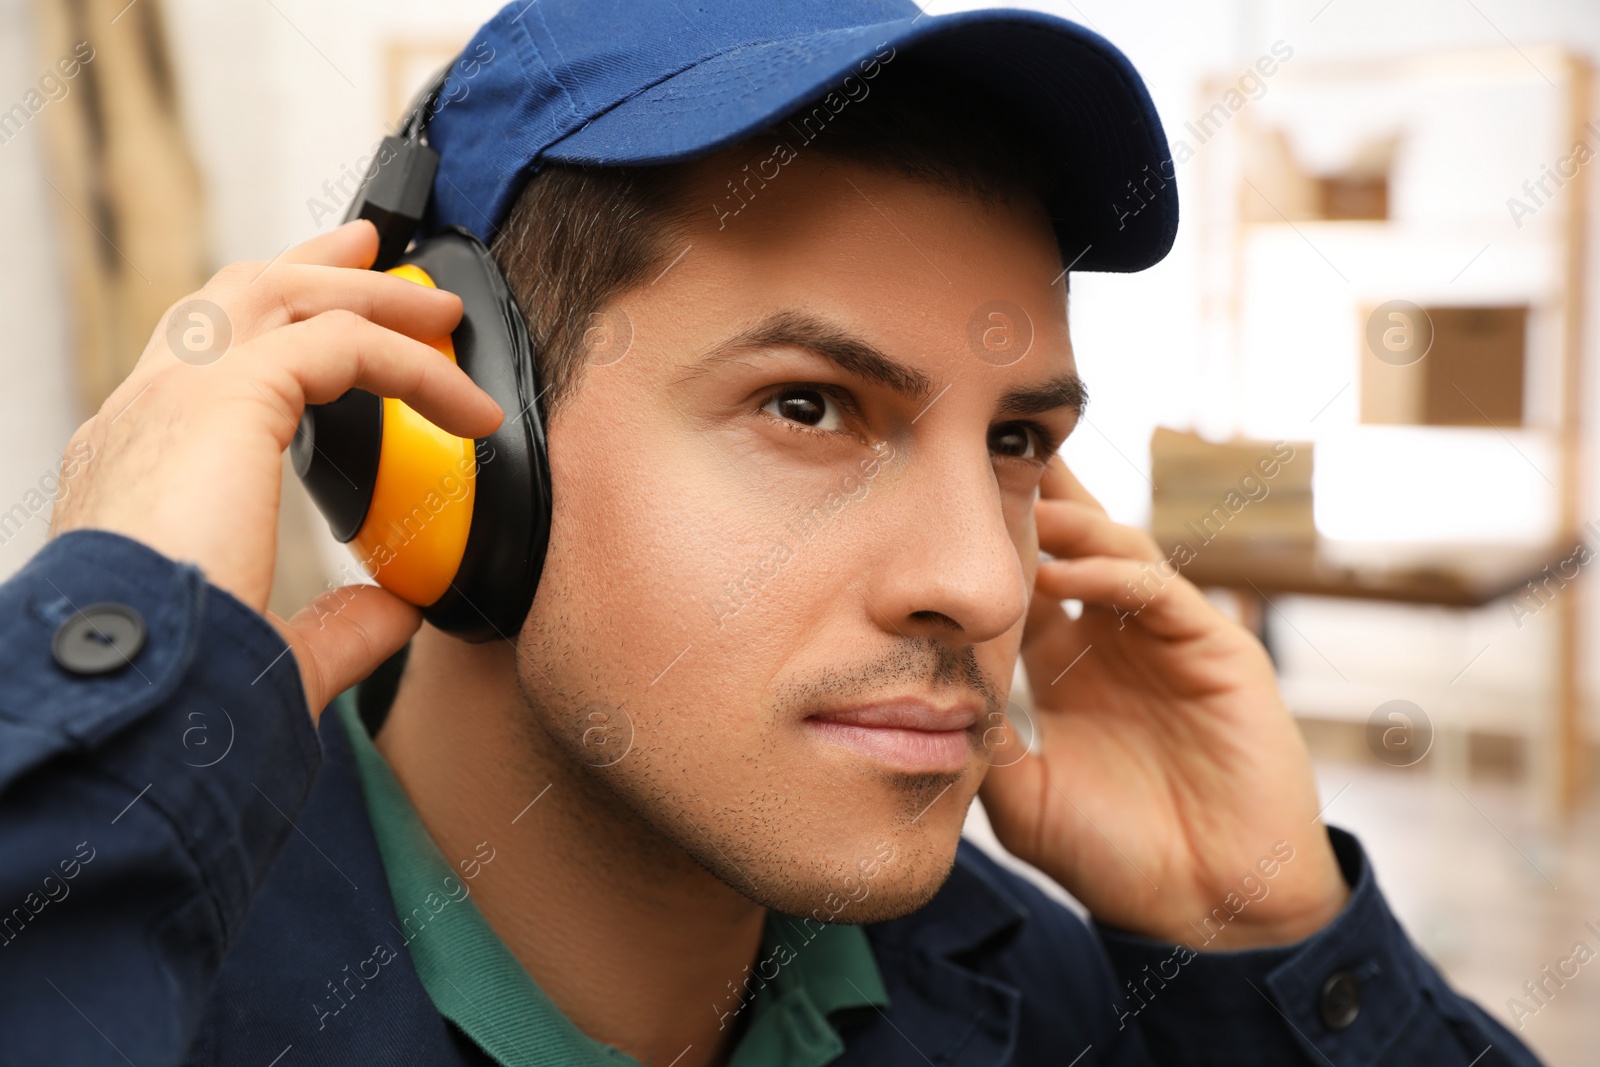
[
  {"x1": 513, "y1": 14, "x2": 584, "y2": 124},
  {"x1": 530, "y1": 3, "x2": 597, "y2": 116}
]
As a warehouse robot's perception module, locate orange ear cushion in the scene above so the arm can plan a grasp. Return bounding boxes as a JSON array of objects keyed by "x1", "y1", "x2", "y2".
[{"x1": 348, "y1": 264, "x2": 477, "y2": 606}]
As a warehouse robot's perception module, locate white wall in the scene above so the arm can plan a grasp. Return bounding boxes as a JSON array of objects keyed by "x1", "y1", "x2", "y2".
[
  {"x1": 160, "y1": 0, "x2": 506, "y2": 267},
  {"x1": 0, "y1": 0, "x2": 88, "y2": 574}
]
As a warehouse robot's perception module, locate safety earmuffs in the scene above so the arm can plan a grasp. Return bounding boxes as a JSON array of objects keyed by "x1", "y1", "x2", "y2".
[{"x1": 291, "y1": 68, "x2": 552, "y2": 642}]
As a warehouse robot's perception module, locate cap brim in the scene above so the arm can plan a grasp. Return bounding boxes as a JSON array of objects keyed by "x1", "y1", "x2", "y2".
[{"x1": 538, "y1": 8, "x2": 1177, "y2": 273}]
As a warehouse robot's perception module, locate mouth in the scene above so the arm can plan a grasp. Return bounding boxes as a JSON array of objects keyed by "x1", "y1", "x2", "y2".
[{"x1": 804, "y1": 699, "x2": 981, "y2": 775}]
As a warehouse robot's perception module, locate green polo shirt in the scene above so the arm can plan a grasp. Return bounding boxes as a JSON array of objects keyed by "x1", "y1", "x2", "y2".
[{"x1": 333, "y1": 694, "x2": 889, "y2": 1067}]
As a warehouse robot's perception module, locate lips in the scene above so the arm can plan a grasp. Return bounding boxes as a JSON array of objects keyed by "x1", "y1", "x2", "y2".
[{"x1": 805, "y1": 700, "x2": 980, "y2": 775}]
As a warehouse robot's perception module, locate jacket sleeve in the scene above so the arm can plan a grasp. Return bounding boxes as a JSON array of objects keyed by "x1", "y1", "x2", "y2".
[
  {"x1": 1093, "y1": 826, "x2": 1543, "y2": 1066},
  {"x1": 0, "y1": 530, "x2": 323, "y2": 1067}
]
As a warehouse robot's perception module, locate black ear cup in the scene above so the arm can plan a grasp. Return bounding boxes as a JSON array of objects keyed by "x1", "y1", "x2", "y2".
[
  {"x1": 407, "y1": 228, "x2": 551, "y2": 640},
  {"x1": 292, "y1": 387, "x2": 383, "y2": 543},
  {"x1": 293, "y1": 227, "x2": 551, "y2": 641}
]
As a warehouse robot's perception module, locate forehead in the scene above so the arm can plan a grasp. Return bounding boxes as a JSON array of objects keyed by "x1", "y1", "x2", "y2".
[{"x1": 624, "y1": 149, "x2": 1074, "y2": 382}]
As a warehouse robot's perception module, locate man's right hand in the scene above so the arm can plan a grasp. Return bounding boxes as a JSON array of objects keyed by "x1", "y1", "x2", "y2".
[{"x1": 48, "y1": 219, "x2": 504, "y2": 719}]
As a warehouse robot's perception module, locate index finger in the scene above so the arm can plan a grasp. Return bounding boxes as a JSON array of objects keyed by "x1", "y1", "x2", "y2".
[
  {"x1": 274, "y1": 219, "x2": 381, "y2": 272},
  {"x1": 1040, "y1": 453, "x2": 1109, "y2": 516},
  {"x1": 250, "y1": 312, "x2": 504, "y2": 445}
]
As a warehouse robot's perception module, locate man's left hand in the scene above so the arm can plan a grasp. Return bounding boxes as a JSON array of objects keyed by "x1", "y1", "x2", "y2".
[{"x1": 977, "y1": 454, "x2": 1350, "y2": 949}]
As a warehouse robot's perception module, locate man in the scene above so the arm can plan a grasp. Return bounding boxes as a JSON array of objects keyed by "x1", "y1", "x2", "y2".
[{"x1": 0, "y1": 2, "x2": 1538, "y2": 1065}]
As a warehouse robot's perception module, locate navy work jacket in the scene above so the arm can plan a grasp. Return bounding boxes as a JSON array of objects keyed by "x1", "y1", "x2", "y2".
[{"x1": 0, "y1": 532, "x2": 1542, "y2": 1066}]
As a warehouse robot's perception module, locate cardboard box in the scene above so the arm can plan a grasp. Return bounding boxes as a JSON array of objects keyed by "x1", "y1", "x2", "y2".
[{"x1": 1149, "y1": 427, "x2": 1316, "y2": 551}]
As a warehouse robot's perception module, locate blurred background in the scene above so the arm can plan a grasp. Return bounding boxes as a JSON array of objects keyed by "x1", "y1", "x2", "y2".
[{"x1": 1, "y1": 0, "x2": 1597, "y2": 1060}]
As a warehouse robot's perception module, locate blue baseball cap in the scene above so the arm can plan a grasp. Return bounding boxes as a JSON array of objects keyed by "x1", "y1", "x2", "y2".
[{"x1": 423, "y1": 0, "x2": 1178, "y2": 273}]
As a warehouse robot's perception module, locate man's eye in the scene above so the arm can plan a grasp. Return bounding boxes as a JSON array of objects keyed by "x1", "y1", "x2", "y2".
[
  {"x1": 989, "y1": 423, "x2": 1041, "y2": 460},
  {"x1": 762, "y1": 387, "x2": 846, "y2": 432}
]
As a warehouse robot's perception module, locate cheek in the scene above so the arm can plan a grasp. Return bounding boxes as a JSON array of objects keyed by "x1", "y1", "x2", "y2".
[
  {"x1": 994, "y1": 493, "x2": 1037, "y2": 655},
  {"x1": 1014, "y1": 494, "x2": 1039, "y2": 556},
  {"x1": 532, "y1": 409, "x2": 826, "y2": 721},
  {"x1": 544, "y1": 428, "x2": 723, "y2": 633},
  {"x1": 1007, "y1": 490, "x2": 1040, "y2": 591}
]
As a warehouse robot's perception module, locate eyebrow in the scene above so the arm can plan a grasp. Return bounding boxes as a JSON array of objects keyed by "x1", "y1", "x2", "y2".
[
  {"x1": 999, "y1": 374, "x2": 1089, "y2": 420},
  {"x1": 681, "y1": 309, "x2": 934, "y2": 402},
  {"x1": 678, "y1": 308, "x2": 1088, "y2": 418}
]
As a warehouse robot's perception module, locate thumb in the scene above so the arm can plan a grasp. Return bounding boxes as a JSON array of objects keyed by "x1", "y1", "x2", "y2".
[{"x1": 276, "y1": 584, "x2": 423, "y2": 721}]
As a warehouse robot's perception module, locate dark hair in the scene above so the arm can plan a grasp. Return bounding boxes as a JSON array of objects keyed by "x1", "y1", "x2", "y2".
[{"x1": 489, "y1": 62, "x2": 1055, "y2": 417}]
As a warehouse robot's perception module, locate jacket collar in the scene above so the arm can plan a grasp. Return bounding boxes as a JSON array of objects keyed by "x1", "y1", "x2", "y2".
[
  {"x1": 194, "y1": 701, "x2": 468, "y2": 1065},
  {"x1": 843, "y1": 842, "x2": 1030, "y2": 1066},
  {"x1": 868, "y1": 840, "x2": 1032, "y2": 959}
]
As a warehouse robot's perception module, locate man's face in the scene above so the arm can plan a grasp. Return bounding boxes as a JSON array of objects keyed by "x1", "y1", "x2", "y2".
[{"x1": 515, "y1": 148, "x2": 1079, "y2": 921}]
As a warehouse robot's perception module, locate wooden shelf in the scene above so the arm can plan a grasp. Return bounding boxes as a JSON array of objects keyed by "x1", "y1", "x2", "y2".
[{"x1": 1170, "y1": 539, "x2": 1569, "y2": 609}]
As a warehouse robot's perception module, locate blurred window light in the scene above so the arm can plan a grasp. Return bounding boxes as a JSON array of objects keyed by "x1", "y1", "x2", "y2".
[{"x1": 1311, "y1": 425, "x2": 1558, "y2": 544}]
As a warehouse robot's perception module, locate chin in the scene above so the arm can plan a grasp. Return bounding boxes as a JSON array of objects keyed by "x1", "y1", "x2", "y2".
[
  {"x1": 814, "y1": 866, "x2": 954, "y2": 924},
  {"x1": 725, "y1": 814, "x2": 969, "y2": 926}
]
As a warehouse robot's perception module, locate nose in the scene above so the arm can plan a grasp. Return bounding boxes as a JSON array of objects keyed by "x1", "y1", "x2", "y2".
[{"x1": 861, "y1": 439, "x2": 1030, "y2": 647}]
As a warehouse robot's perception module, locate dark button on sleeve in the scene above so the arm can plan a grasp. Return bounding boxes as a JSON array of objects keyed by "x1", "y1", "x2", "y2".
[
  {"x1": 1319, "y1": 970, "x2": 1361, "y2": 1030},
  {"x1": 51, "y1": 601, "x2": 148, "y2": 675},
  {"x1": 1095, "y1": 829, "x2": 1544, "y2": 1065},
  {"x1": 0, "y1": 528, "x2": 325, "y2": 1067}
]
